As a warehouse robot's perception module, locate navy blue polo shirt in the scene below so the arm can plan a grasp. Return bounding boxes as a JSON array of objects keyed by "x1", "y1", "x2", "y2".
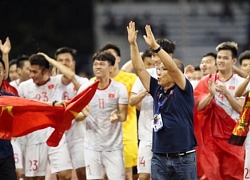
[
  {"x1": 149, "y1": 76, "x2": 197, "y2": 153},
  {"x1": 0, "y1": 91, "x2": 16, "y2": 159},
  {"x1": 0, "y1": 139, "x2": 13, "y2": 159}
]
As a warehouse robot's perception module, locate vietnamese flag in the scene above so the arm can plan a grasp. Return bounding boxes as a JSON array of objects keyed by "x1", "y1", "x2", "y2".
[
  {"x1": 0, "y1": 97, "x2": 64, "y2": 139},
  {"x1": 46, "y1": 80, "x2": 99, "y2": 146},
  {"x1": 0, "y1": 80, "x2": 99, "y2": 147},
  {"x1": 194, "y1": 75, "x2": 244, "y2": 180}
]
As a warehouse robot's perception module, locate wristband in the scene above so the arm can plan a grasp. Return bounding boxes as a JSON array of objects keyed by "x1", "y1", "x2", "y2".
[
  {"x1": 52, "y1": 100, "x2": 58, "y2": 106},
  {"x1": 153, "y1": 46, "x2": 161, "y2": 53}
]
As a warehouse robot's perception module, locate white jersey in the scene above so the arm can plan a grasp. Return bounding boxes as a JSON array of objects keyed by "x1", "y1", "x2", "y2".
[
  {"x1": 18, "y1": 75, "x2": 67, "y2": 145},
  {"x1": 9, "y1": 79, "x2": 20, "y2": 90},
  {"x1": 78, "y1": 79, "x2": 128, "y2": 151},
  {"x1": 65, "y1": 75, "x2": 89, "y2": 141},
  {"x1": 214, "y1": 73, "x2": 245, "y2": 121},
  {"x1": 131, "y1": 68, "x2": 157, "y2": 144},
  {"x1": 63, "y1": 75, "x2": 89, "y2": 100},
  {"x1": 245, "y1": 131, "x2": 250, "y2": 149}
]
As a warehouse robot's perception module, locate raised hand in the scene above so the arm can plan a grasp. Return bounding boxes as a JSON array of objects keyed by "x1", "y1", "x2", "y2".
[
  {"x1": 143, "y1": 25, "x2": 158, "y2": 49},
  {"x1": 127, "y1": 21, "x2": 138, "y2": 45},
  {"x1": 37, "y1": 52, "x2": 51, "y2": 60},
  {"x1": 0, "y1": 37, "x2": 11, "y2": 54}
]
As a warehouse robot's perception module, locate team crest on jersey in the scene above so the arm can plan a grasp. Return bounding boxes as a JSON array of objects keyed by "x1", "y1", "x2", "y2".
[
  {"x1": 108, "y1": 93, "x2": 115, "y2": 98},
  {"x1": 48, "y1": 84, "x2": 54, "y2": 89},
  {"x1": 229, "y1": 86, "x2": 235, "y2": 90}
]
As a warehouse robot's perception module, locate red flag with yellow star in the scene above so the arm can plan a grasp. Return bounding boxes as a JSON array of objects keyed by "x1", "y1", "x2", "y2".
[
  {"x1": 46, "y1": 80, "x2": 99, "y2": 146},
  {"x1": 0, "y1": 97, "x2": 64, "y2": 139},
  {"x1": 0, "y1": 80, "x2": 99, "y2": 147}
]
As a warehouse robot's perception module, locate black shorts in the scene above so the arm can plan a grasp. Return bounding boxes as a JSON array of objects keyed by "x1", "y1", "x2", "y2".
[
  {"x1": 133, "y1": 165, "x2": 137, "y2": 175},
  {"x1": 0, "y1": 155, "x2": 17, "y2": 180}
]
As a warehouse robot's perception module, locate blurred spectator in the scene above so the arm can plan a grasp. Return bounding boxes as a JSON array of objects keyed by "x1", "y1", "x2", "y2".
[
  {"x1": 194, "y1": 66, "x2": 202, "y2": 81},
  {"x1": 239, "y1": 50, "x2": 250, "y2": 74},
  {"x1": 8, "y1": 59, "x2": 19, "y2": 81}
]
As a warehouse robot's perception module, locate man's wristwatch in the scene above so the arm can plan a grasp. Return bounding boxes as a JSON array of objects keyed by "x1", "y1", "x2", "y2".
[
  {"x1": 152, "y1": 46, "x2": 161, "y2": 53},
  {"x1": 52, "y1": 100, "x2": 59, "y2": 106}
]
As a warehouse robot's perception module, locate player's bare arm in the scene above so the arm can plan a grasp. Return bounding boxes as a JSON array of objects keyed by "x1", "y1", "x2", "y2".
[
  {"x1": 38, "y1": 52, "x2": 75, "y2": 85},
  {"x1": 75, "y1": 106, "x2": 90, "y2": 122},
  {"x1": 197, "y1": 77, "x2": 216, "y2": 111},
  {"x1": 235, "y1": 75, "x2": 250, "y2": 97}
]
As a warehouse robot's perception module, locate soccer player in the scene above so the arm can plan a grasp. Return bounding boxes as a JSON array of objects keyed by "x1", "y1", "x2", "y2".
[
  {"x1": 54, "y1": 47, "x2": 89, "y2": 180},
  {"x1": 10, "y1": 55, "x2": 30, "y2": 89},
  {"x1": 77, "y1": 51, "x2": 128, "y2": 180},
  {"x1": 99, "y1": 43, "x2": 138, "y2": 180},
  {"x1": 18, "y1": 53, "x2": 75, "y2": 180},
  {"x1": 195, "y1": 42, "x2": 245, "y2": 179}
]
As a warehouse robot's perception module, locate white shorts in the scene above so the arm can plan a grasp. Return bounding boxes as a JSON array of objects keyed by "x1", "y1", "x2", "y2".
[
  {"x1": 67, "y1": 138, "x2": 85, "y2": 169},
  {"x1": 84, "y1": 148, "x2": 125, "y2": 180},
  {"x1": 25, "y1": 142, "x2": 72, "y2": 177},
  {"x1": 137, "y1": 141, "x2": 152, "y2": 174},
  {"x1": 244, "y1": 149, "x2": 250, "y2": 180},
  {"x1": 11, "y1": 139, "x2": 23, "y2": 170}
]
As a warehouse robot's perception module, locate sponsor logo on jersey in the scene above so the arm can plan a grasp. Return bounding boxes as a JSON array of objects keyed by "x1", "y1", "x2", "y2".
[{"x1": 229, "y1": 86, "x2": 235, "y2": 90}]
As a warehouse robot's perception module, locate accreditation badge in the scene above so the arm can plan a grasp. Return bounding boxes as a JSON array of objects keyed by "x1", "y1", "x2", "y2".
[{"x1": 152, "y1": 114, "x2": 163, "y2": 132}]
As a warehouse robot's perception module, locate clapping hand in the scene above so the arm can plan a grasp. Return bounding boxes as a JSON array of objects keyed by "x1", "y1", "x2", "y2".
[
  {"x1": 110, "y1": 109, "x2": 118, "y2": 123},
  {"x1": 208, "y1": 75, "x2": 216, "y2": 96}
]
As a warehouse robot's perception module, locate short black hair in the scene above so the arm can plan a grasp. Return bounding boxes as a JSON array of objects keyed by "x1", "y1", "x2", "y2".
[
  {"x1": 203, "y1": 52, "x2": 217, "y2": 59},
  {"x1": 150, "y1": 38, "x2": 176, "y2": 54},
  {"x1": 216, "y1": 42, "x2": 238, "y2": 58},
  {"x1": 92, "y1": 51, "x2": 116, "y2": 66},
  {"x1": 194, "y1": 66, "x2": 201, "y2": 71},
  {"x1": 99, "y1": 43, "x2": 121, "y2": 57},
  {"x1": 173, "y1": 59, "x2": 184, "y2": 73},
  {"x1": 55, "y1": 47, "x2": 77, "y2": 60},
  {"x1": 29, "y1": 54, "x2": 50, "y2": 70},
  {"x1": 9, "y1": 59, "x2": 17, "y2": 67},
  {"x1": 16, "y1": 55, "x2": 29, "y2": 69},
  {"x1": 141, "y1": 49, "x2": 152, "y2": 61},
  {"x1": 238, "y1": 50, "x2": 250, "y2": 65}
]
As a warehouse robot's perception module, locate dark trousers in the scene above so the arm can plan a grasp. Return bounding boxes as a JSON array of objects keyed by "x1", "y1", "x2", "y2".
[{"x1": 0, "y1": 155, "x2": 17, "y2": 180}]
